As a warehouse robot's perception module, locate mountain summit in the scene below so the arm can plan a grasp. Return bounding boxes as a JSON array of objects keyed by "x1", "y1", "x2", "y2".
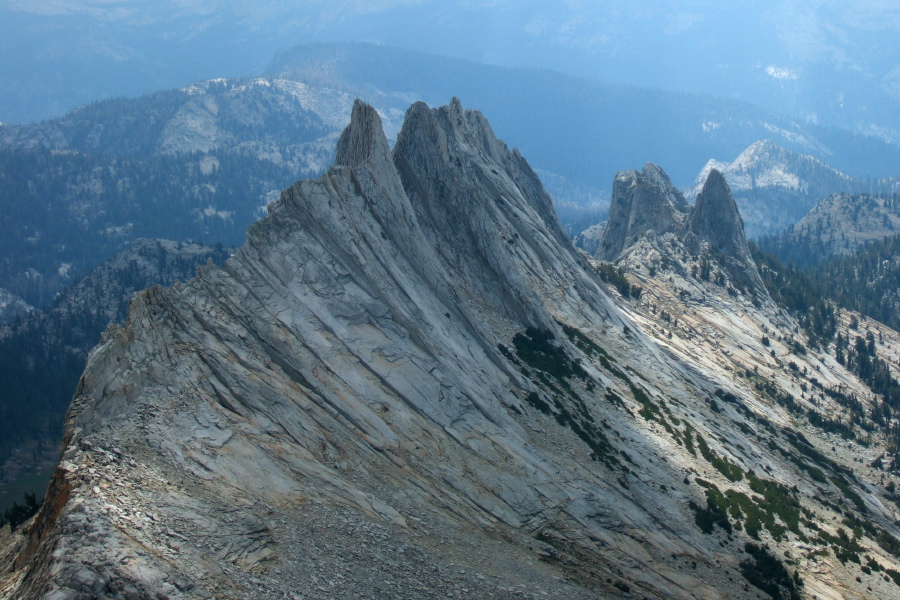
[
  {"x1": 4, "y1": 100, "x2": 900, "y2": 600},
  {"x1": 684, "y1": 169, "x2": 765, "y2": 292},
  {"x1": 688, "y1": 169, "x2": 744, "y2": 253},
  {"x1": 686, "y1": 139, "x2": 860, "y2": 237}
]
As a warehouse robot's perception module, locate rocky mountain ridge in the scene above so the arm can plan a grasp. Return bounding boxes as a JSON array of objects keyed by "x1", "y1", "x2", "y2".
[
  {"x1": 5, "y1": 3, "x2": 900, "y2": 148},
  {"x1": 760, "y1": 193, "x2": 900, "y2": 267},
  {"x1": 4, "y1": 99, "x2": 900, "y2": 600},
  {"x1": 592, "y1": 161, "x2": 900, "y2": 600},
  {"x1": 0, "y1": 77, "x2": 410, "y2": 168},
  {"x1": 6, "y1": 46, "x2": 900, "y2": 313},
  {"x1": 600, "y1": 165, "x2": 764, "y2": 295}
]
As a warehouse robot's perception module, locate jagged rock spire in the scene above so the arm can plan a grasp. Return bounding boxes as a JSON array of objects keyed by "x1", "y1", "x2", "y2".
[
  {"x1": 391, "y1": 97, "x2": 579, "y2": 328},
  {"x1": 687, "y1": 169, "x2": 746, "y2": 257},
  {"x1": 596, "y1": 163, "x2": 688, "y2": 261},
  {"x1": 597, "y1": 164, "x2": 766, "y2": 295},
  {"x1": 335, "y1": 99, "x2": 395, "y2": 173},
  {"x1": 332, "y1": 97, "x2": 405, "y2": 200},
  {"x1": 684, "y1": 169, "x2": 765, "y2": 292}
]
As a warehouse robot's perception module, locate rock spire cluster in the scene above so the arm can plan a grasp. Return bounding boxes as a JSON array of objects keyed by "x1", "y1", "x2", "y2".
[{"x1": 598, "y1": 163, "x2": 765, "y2": 293}]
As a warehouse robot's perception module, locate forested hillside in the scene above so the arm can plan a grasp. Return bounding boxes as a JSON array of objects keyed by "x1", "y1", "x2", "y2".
[
  {"x1": 0, "y1": 148, "x2": 293, "y2": 308},
  {"x1": 758, "y1": 194, "x2": 900, "y2": 267},
  {"x1": 809, "y1": 235, "x2": 900, "y2": 333}
]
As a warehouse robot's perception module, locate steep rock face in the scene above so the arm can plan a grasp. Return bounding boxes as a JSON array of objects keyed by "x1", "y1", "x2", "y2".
[
  {"x1": 0, "y1": 239, "x2": 232, "y2": 504},
  {"x1": 5, "y1": 100, "x2": 898, "y2": 600},
  {"x1": 687, "y1": 170, "x2": 745, "y2": 256},
  {"x1": 392, "y1": 98, "x2": 591, "y2": 330},
  {"x1": 684, "y1": 169, "x2": 766, "y2": 293},
  {"x1": 596, "y1": 163, "x2": 689, "y2": 261}
]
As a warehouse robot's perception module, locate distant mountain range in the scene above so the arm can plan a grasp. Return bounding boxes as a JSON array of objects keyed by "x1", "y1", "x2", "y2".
[
  {"x1": 3, "y1": 1, "x2": 900, "y2": 148},
  {"x1": 7, "y1": 44, "x2": 900, "y2": 315},
  {"x1": 267, "y1": 44, "x2": 900, "y2": 185},
  {"x1": 684, "y1": 139, "x2": 876, "y2": 238},
  {"x1": 0, "y1": 77, "x2": 390, "y2": 309}
]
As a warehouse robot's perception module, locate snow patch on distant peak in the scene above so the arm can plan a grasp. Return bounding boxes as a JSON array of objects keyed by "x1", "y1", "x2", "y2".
[
  {"x1": 762, "y1": 123, "x2": 830, "y2": 155},
  {"x1": 765, "y1": 66, "x2": 798, "y2": 81}
]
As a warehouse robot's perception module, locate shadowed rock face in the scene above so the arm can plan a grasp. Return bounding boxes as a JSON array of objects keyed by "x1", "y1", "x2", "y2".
[
  {"x1": 596, "y1": 163, "x2": 689, "y2": 261},
  {"x1": 687, "y1": 169, "x2": 747, "y2": 259}
]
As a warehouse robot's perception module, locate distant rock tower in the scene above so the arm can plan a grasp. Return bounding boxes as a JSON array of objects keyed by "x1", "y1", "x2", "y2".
[{"x1": 596, "y1": 163, "x2": 689, "y2": 261}]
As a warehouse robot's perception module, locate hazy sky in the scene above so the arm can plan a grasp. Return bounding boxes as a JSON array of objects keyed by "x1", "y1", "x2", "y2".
[{"x1": 1, "y1": 0, "x2": 899, "y2": 138}]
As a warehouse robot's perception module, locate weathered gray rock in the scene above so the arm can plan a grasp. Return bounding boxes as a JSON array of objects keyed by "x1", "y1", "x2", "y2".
[
  {"x1": 3, "y1": 100, "x2": 895, "y2": 600},
  {"x1": 599, "y1": 164, "x2": 765, "y2": 296},
  {"x1": 686, "y1": 170, "x2": 745, "y2": 257},
  {"x1": 683, "y1": 168, "x2": 766, "y2": 293},
  {"x1": 596, "y1": 162, "x2": 689, "y2": 261}
]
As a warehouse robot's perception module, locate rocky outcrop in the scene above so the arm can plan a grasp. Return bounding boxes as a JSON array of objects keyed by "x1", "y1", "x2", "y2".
[
  {"x1": 684, "y1": 169, "x2": 766, "y2": 293},
  {"x1": 0, "y1": 239, "x2": 232, "y2": 504},
  {"x1": 685, "y1": 139, "x2": 859, "y2": 238},
  {"x1": 596, "y1": 163, "x2": 689, "y2": 261},
  {"x1": 599, "y1": 165, "x2": 765, "y2": 295},
  {"x1": 687, "y1": 170, "x2": 744, "y2": 255},
  {"x1": 4, "y1": 100, "x2": 897, "y2": 600}
]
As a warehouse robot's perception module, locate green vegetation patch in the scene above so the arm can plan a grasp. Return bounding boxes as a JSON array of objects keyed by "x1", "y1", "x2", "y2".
[
  {"x1": 747, "y1": 473, "x2": 802, "y2": 538},
  {"x1": 689, "y1": 483, "x2": 732, "y2": 534},
  {"x1": 817, "y1": 527, "x2": 863, "y2": 564},
  {"x1": 830, "y1": 475, "x2": 867, "y2": 513},
  {"x1": 754, "y1": 379, "x2": 803, "y2": 415},
  {"x1": 689, "y1": 475, "x2": 803, "y2": 542},
  {"x1": 1, "y1": 491, "x2": 42, "y2": 531},
  {"x1": 512, "y1": 327, "x2": 619, "y2": 467},
  {"x1": 593, "y1": 262, "x2": 642, "y2": 299},
  {"x1": 807, "y1": 410, "x2": 857, "y2": 441},
  {"x1": 696, "y1": 433, "x2": 744, "y2": 482},
  {"x1": 739, "y1": 543, "x2": 803, "y2": 600},
  {"x1": 513, "y1": 327, "x2": 586, "y2": 383},
  {"x1": 560, "y1": 323, "x2": 619, "y2": 374}
]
